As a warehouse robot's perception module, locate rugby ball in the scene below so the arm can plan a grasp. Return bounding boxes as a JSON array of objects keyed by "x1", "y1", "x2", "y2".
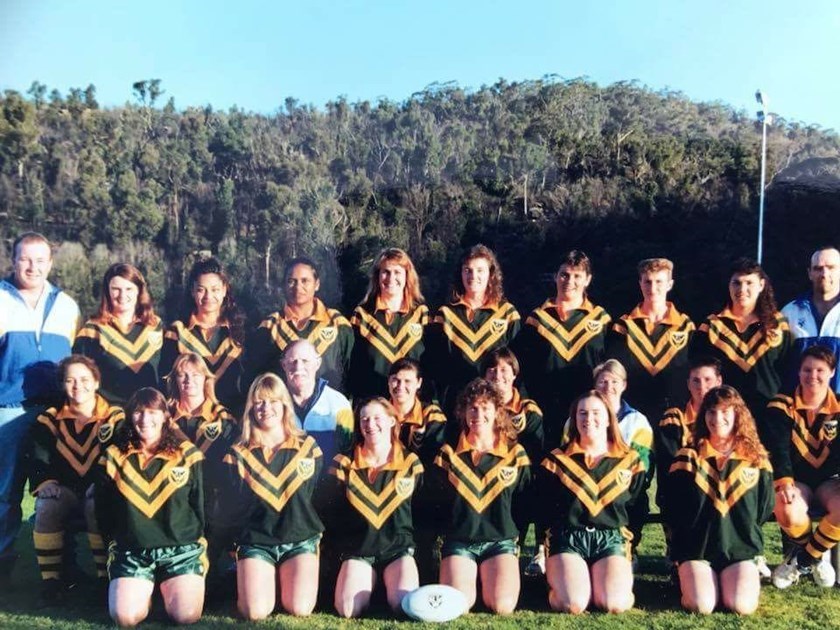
[{"x1": 401, "y1": 584, "x2": 469, "y2": 622}]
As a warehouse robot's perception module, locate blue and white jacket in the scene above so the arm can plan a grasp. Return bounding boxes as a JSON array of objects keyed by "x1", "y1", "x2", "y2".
[
  {"x1": 0, "y1": 279, "x2": 79, "y2": 406},
  {"x1": 782, "y1": 294, "x2": 840, "y2": 395}
]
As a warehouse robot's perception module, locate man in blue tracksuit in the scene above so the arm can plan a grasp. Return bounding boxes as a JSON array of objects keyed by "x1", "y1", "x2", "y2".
[
  {"x1": 781, "y1": 246, "x2": 840, "y2": 394},
  {"x1": 0, "y1": 233, "x2": 79, "y2": 581}
]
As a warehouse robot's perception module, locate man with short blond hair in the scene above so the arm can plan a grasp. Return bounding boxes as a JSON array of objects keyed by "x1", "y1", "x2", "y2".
[{"x1": 0, "y1": 232, "x2": 79, "y2": 580}]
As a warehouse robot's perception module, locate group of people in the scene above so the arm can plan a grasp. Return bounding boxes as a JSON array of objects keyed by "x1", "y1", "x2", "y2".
[{"x1": 2, "y1": 230, "x2": 840, "y2": 624}]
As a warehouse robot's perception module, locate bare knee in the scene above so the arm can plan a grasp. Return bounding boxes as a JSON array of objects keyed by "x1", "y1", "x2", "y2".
[
  {"x1": 487, "y1": 594, "x2": 517, "y2": 615},
  {"x1": 168, "y1": 607, "x2": 202, "y2": 625},
  {"x1": 682, "y1": 593, "x2": 716, "y2": 615},
  {"x1": 111, "y1": 607, "x2": 149, "y2": 628},
  {"x1": 238, "y1": 600, "x2": 273, "y2": 621},
  {"x1": 595, "y1": 590, "x2": 634, "y2": 613},
  {"x1": 283, "y1": 596, "x2": 315, "y2": 617},
  {"x1": 549, "y1": 590, "x2": 587, "y2": 614},
  {"x1": 722, "y1": 593, "x2": 758, "y2": 616},
  {"x1": 334, "y1": 593, "x2": 367, "y2": 619}
]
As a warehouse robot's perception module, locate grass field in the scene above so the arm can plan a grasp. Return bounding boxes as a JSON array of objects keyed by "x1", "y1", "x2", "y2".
[{"x1": 2, "y1": 492, "x2": 840, "y2": 629}]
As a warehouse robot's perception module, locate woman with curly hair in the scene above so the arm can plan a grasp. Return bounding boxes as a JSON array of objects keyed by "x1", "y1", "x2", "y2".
[
  {"x1": 434, "y1": 378, "x2": 531, "y2": 614},
  {"x1": 433, "y1": 245, "x2": 521, "y2": 417},
  {"x1": 349, "y1": 248, "x2": 430, "y2": 399},
  {"x1": 95, "y1": 388, "x2": 206, "y2": 627},
  {"x1": 73, "y1": 263, "x2": 163, "y2": 405},
  {"x1": 695, "y1": 258, "x2": 791, "y2": 415},
  {"x1": 223, "y1": 373, "x2": 323, "y2": 619},
  {"x1": 667, "y1": 385, "x2": 773, "y2": 614},
  {"x1": 539, "y1": 390, "x2": 644, "y2": 614},
  {"x1": 160, "y1": 257, "x2": 247, "y2": 412}
]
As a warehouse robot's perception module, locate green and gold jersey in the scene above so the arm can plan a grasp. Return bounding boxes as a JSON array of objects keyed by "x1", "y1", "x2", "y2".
[
  {"x1": 433, "y1": 300, "x2": 521, "y2": 405},
  {"x1": 170, "y1": 397, "x2": 239, "y2": 496},
  {"x1": 697, "y1": 309, "x2": 791, "y2": 412},
  {"x1": 434, "y1": 434, "x2": 531, "y2": 543},
  {"x1": 519, "y1": 298, "x2": 610, "y2": 424},
  {"x1": 73, "y1": 316, "x2": 163, "y2": 405},
  {"x1": 161, "y1": 316, "x2": 244, "y2": 410},
  {"x1": 30, "y1": 395, "x2": 124, "y2": 495},
  {"x1": 96, "y1": 440, "x2": 205, "y2": 549},
  {"x1": 223, "y1": 434, "x2": 324, "y2": 546},
  {"x1": 762, "y1": 388, "x2": 840, "y2": 489},
  {"x1": 667, "y1": 441, "x2": 774, "y2": 566},
  {"x1": 246, "y1": 299, "x2": 353, "y2": 392},
  {"x1": 504, "y1": 388, "x2": 544, "y2": 462},
  {"x1": 329, "y1": 442, "x2": 423, "y2": 557},
  {"x1": 655, "y1": 402, "x2": 698, "y2": 508},
  {"x1": 350, "y1": 301, "x2": 429, "y2": 398},
  {"x1": 539, "y1": 442, "x2": 645, "y2": 531},
  {"x1": 608, "y1": 302, "x2": 695, "y2": 418},
  {"x1": 394, "y1": 398, "x2": 447, "y2": 466}
]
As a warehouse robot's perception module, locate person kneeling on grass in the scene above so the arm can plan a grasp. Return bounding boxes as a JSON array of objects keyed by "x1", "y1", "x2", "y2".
[
  {"x1": 329, "y1": 397, "x2": 423, "y2": 617},
  {"x1": 763, "y1": 345, "x2": 840, "y2": 588},
  {"x1": 667, "y1": 386, "x2": 773, "y2": 614},
  {"x1": 95, "y1": 388, "x2": 206, "y2": 627},
  {"x1": 539, "y1": 390, "x2": 644, "y2": 614},
  {"x1": 30, "y1": 355, "x2": 124, "y2": 600},
  {"x1": 223, "y1": 373, "x2": 322, "y2": 619},
  {"x1": 433, "y1": 378, "x2": 531, "y2": 614}
]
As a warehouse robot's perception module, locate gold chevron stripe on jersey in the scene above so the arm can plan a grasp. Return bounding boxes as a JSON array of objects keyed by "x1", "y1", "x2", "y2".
[
  {"x1": 343, "y1": 462, "x2": 421, "y2": 530},
  {"x1": 620, "y1": 317, "x2": 694, "y2": 376},
  {"x1": 437, "y1": 303, "x2": 519, "y2": 364},
  {"x1": 263, "y1": 316, "x2": 342, "y2": 355},
  {"x1": 229, "y1": 437, "x2": 321, "y2": 513},
  {"x1": 167, "y1": 323, "x2": 242, "y2": 378},
  {"x1": 671, "y1": 453, "x2": 769, "y2": 515},
  {"x1": 542, "y1": 451, "x2": 642, "y2": 517},
  {"x1": 353, "y1": 307, "x2": 427, "y2": 364},
  {"x1": 703, "y1": 316, "x2": 788, "y2": 372},
  {"x1": 789, "y1": 411, "x2": 836, "y2": 470},
  {"x1": 103, "y1": 445, "x2": 203, "y2": 519},
  {"x1": 39, "y1": 412, "x2": 122, "y2": 477},
  {"x1": 439, "y1": 446, "x2": 527, "y2": 514},
  {"x1": 77, "y1": 323, "x2": 162, "y2": 372},
  {"x1": 526, "y1": 305, "x2": 610, "y2": 361}
]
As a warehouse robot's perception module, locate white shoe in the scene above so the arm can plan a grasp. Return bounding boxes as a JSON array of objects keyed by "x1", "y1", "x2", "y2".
[
  {"x1": 524, "y1": 545, "x2": 546, "y2": 577},
  {"x1": 772, "y1": 554, "x2": 805, "y2": 589},
  {"x1": 755, "y1": 555, "x2": 771, "y2": 580},
  {"x1": 813, "y1": 552, "x2": 836, "y2": 588}
]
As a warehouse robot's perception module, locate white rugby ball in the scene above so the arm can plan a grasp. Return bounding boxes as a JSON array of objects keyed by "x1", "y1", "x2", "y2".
[{"x1": 401, "y1": 584, "x2": 469, "y2": 622}]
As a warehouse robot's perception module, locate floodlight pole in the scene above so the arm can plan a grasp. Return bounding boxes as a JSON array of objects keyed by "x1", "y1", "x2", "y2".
[{"x1": 756, "y1": 90, "x2": 768, "y2": 264}]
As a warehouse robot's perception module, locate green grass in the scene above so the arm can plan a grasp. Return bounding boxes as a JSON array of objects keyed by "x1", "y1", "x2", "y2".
[{"x1": 3, "y1": 491, "x2": 840, "y2": 629}]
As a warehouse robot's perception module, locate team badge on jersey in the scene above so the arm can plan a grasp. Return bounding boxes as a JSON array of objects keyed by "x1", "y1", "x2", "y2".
[
  {"x1": 320, "y1": 326, "x2": 337, "y2": 342},
  {"x1": 766, "y1": 328, "x2": 783, "y2": 348},
  {"x1": 396, "y1": 476, "x2": 416, "y2": 497},
  {"x1": 586, "y1": 320, "x2": 604, "y2": 333},
  {"x1": 169, "y1": 466, "x2": 189, "y2": 487},
  {"x1": 203, "y1": 421, "x2": 222, "y2": 441},
  {"x1": 498, "y1": 466, "x2": 518, "y2": 486},
  {"x1": 148, "y1": 331, "x2": 164, "y2": 347},
  {"x1": 297, "y1": 457, "x2": 315, "y2": 480},
  {"x1": 617, "y1": 469, "x2": 633, "y2": 489},
  {"x1": 823, "y1": 420, "x2": 838, "y2": 442},
  {"x1": 408, "y1": 323, "x2": 423, "y2": 338},
  {"x1": 491, "y1": 319, "x2": 508, "y2": 334},
  {"x1": 98, "y1": 423, "x2": 114, "y2": 443},
  {"x1": 740, "y1": 466, "x2": 759, "y2": 488},
  {"x1": 670, "y1": 331, "x2": 688, "y2": 349},
  {"x1": 510, "y1": 413, "x2": 526, "y2": 432}
]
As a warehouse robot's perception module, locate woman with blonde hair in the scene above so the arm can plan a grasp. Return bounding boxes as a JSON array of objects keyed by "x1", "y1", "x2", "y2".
[
  {"x1": 329, "y1": 397, "x2": 423, "y2": 617},
  {"x1": 540, "y1": 390, "x2": 644, "y2": 614},
  {"x1": 349, "y1": 248, "x2": 429, "y2": 398},
  {"x1": 667, "y1": 385, "x2": 773, "y2": 614},
  {"x1": 434, "y1": 378, "x2": 531, "y2": 614},
  {"x1": 223, "y1": 373, "x2": 323, "y2": 619},
  {"x1": 74, "y1": 263, "x2": 163, "y2": 404}
]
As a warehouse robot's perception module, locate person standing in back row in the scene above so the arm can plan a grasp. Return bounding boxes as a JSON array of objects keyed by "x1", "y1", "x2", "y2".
[
  {"x1": 608, "y1": 258, "x2": 695, "y2": 424},
  {"x1": 782, "y1": 246, "x2": 840, "y2": 394},
  {"x1": 0, "y1": 232, "x2": 80, "y2": 583}
]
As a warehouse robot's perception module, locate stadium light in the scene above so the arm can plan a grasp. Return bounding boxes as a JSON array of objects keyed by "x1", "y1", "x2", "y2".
[{"x1": 755, "y1": 90, "x2": 773, "y2": 264}]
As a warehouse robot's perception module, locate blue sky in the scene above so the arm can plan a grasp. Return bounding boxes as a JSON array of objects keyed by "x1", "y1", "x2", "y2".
[{"x1": 2, "y1": 0, "x2": 839, "y2": 131}]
